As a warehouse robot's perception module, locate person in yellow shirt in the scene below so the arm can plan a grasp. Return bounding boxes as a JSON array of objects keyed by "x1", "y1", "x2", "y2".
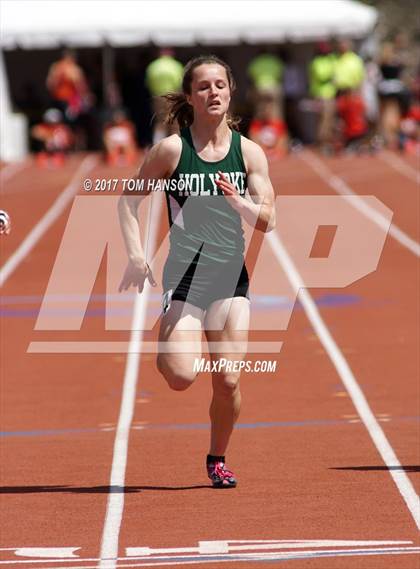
[
  {"x1": 145, "y1": 48, "x2": 183, "y2": 144},
  {"x1": 248, "y1": 52, "x2": 284, "y2": 93},
  {"x1": 309, "y1": 41, "x2": 337, "y2": 151},
  {"x1": 334, "y1": 39, "x2": 364, "y2": 92},
  {"x1": 248, "y1": 50, "x2": 284, "y2": 146}
]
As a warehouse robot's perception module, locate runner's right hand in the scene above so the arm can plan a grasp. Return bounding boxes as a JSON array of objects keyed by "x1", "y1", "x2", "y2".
[{"x1": 118, "y1": 259, "x2": 157, "y2": 293}]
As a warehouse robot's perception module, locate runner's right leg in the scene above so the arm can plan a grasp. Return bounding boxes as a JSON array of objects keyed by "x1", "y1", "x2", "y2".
[{"x1": 157, "y1": 300, "x2": 205, "y2": 391}]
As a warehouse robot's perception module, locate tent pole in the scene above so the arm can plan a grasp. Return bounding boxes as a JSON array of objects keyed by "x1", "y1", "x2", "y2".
[
  {"x1": 0, "y1": 48, "x2": 28, "y2": 161},
  {"x1": 0, "y1": 48, "x2": 12, "y2": 115},
  {"x1": 102, "y1": 43, "x2": 115, "y2": 111}
]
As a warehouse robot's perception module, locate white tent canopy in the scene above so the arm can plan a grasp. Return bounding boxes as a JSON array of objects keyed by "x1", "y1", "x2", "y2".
[
  {"x1": 0, "y1": 0, "x2": 378, "y2": 161},
  {"x1": 1, "y1": 0, "x2": 378, "y2": 49}
]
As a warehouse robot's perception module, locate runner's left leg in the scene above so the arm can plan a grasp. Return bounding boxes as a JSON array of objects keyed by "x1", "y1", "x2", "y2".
[{"x1": 204, "y1": 297, "x2": 250, "y2": 455}]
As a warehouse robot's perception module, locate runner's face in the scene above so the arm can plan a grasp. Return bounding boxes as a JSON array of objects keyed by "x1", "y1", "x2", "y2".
[{"x1": 188, "y1": 64, "x2": 231, "y2": 119}]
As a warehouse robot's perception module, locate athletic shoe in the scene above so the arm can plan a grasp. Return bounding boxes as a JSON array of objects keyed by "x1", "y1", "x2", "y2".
[{"x1": 207, "y1": 460, "x2": 237, "y2": 488}]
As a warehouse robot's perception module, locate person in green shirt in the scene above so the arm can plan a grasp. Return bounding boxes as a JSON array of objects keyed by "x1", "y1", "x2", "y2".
[{"x1": 145, "y1": 48, "x2": 184, "y2": 144}]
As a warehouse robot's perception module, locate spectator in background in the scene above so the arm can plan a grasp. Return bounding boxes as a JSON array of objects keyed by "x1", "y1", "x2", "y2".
[
  {"x1": 334, "y1": 39, "x2": 365, "y2": 93},
  {"x1": 248, "y1": 50, "x2": 284, "y2": 95},
  {"x1": 47, "y1": 49, "x2": 92, "y2": 122},
  {"x1": 400, "y1": 102, "x2": 420, "y2": 156},
  {"x1": 393, "y1": 32, "x2": 417, "y2": 87},
  {"x1": 360, "y1": 56, "x2": 380, "y2": 135},
  {"x1": 377, "y1": 40, "x2": 410, "y2": 149},
  {"x1": 334, "y1": 39, "x2": 365, "y2": 91},
  {"x1": 145, "y1": 48, "x2": 183, "y2": 144},
  {"x1": 31, "y1": 108, "x2": 74, "y2": 168},
  {"x1": 103, "y1": 109, "x2": 137, "y2": 166},
  {"x1": 309, "y1": 41, "x2": 337, "y2": 152},
  {"x1": 249, "y1": 87, "x2": 288, "y2": 159},
  {"x1": 283, "y1": 49, "x2": 307, "y2": 142},
  {"x1": 248, "y1": 49, "x2": 284, "y2": 119},
  {"x1": 399, "y1": 64, "x2": 420, "y2": 155},
  {"x1": 332, "y1": 40, "x2": 367, "y2": 153},
  {"x1": 336, "y1": 89, "x2": 368, "y2": 152}
]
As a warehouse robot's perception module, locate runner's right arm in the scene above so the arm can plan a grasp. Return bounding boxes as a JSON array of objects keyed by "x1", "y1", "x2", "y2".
[{"x1": 118, "y1": 135, "x2": 181, "y2": 292}]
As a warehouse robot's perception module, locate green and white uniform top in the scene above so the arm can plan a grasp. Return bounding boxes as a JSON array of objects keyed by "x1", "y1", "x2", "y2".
[{"x1": 165, "y1": 128, "x2": 247, "y2": 265}]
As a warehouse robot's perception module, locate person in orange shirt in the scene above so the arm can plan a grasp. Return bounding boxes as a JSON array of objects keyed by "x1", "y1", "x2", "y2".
[{"x1": 46, "y1": 50, "x2": 91, "y2": 121}]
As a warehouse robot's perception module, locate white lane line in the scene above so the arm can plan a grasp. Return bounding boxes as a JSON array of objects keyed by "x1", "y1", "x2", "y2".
[
  {"x1": 98, "y1": 193, "x2": 162, "y2": 569},
  {"x1": 299, "y1": 150, "x2": 420, "y2": 257},
  {"x1": 0, "y1": 155, "x2": 98, "y2": 287},
  {"x1": 1, "y1": 539, "x2": 413, "y2": 561},
  {"x1": 27, "y1": 341, "x2": 282, "y2": 353},
  {"x1": 267, "y1": 229, "x2": 420, "y2": 530},
  {"x1": 1, "y1": 546, "x2": 419, "y2": 565},
  {"x1": 0, "y1": 159, "x2": 31, "y2": 186},
  {"x1": 12, "y1": 548, "x2": 80, "y2": 558},
  {"x1": 379, "y1": 150, "x2": 419, "y2": 185},
  {"x1": 3, "y1": 547, "x2": 419, "y2": 567},
  {"x1": 127, "y1": 539, "x2": 413, "y2": 556}
]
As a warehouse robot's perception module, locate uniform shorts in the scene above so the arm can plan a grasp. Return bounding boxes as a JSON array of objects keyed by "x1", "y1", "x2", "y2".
[{"x1": 162, "y1": 251, "x2": 249, "y2": 312}]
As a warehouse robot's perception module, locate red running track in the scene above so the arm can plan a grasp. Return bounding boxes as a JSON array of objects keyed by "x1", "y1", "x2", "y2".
[{"x1": 0, "y1": 149, "x2": 419, "y2": 568}]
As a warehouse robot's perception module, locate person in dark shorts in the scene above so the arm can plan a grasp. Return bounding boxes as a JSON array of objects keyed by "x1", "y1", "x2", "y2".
[{"x1": 118, "y1": 55, "x2": 276, "y2": 488}]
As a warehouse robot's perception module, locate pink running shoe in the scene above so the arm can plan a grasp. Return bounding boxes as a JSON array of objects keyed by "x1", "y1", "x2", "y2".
[{"x1": 207, "y1": 461, "x2": 237, "y2": 488}]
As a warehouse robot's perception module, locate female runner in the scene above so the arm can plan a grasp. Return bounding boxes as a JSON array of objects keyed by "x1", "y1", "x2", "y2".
[{"x1": 119, "y1": 55, "x2": 276, "y2": 488}]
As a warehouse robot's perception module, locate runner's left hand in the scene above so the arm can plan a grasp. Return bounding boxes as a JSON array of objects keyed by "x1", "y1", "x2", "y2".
[{"x1": 215, "y1": 171, "x2": 243, "y2": 212}]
